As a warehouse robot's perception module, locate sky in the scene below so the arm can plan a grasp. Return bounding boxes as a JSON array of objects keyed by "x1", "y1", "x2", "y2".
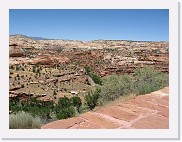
[{"x1": 9, "y1": 9, "x2": 169, "y2": 41}]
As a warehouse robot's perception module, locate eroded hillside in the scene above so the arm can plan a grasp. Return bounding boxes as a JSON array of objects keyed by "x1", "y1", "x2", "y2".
[{"x1": 9, "y1": 35, "x2": 169, "y2": 127}]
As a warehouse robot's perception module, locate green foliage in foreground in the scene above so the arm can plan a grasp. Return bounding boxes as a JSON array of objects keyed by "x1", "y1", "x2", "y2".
[
  {"x1": 134, "y1": 67, "x2": 169, "y2": 94},
  {"x1": 97, "y1": 74, "x2": 137, "y2": 105},
  {"x1": 55, "y1": 96, "x2": 82, "y2": 119},
  {"x1": 58, "y1": 96, "x2": 71, "y2": 108},
  {"x1": 70, "y1": 96, "x2": 82, "y2": 112},
  {"x1": 9, "y1": 111, "x2": 42, "y2": 129},
  {"x1": 10, "y1": 98, "x2": 54, "y2": 120},
  {"x1": 85, "y1": 88, "x2": 100, "y2": 110},
  {"x1": 9, "y1": 66, "x2": 168, "y2": 125},
  {"x1": 10, "y1": 96, "x2": 82, "y2": 122},
  {"x1": 55, "y1": 106, "x2": 75, "y2": 120},
  {"x1": 90, "y1": 66, "x2": 169, "y2": 106}
]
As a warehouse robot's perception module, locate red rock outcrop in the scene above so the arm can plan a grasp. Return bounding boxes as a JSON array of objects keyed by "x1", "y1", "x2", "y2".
[
  {"x1": 9, "y1": 45, "x2": 25, "y2": 57},
  {"x1": 32, "y1": 57, "x2": 54, "y2": 65}
]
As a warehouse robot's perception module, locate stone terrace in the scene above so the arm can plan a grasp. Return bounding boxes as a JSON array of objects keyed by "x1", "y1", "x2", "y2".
[{"x1": 42, "y1": 87, "x2": 169, "y2": 129}]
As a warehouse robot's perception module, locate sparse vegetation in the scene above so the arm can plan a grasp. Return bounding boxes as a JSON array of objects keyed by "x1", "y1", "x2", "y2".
[
  {"x1": 9, "y1": 66, "x2": 168, "y2": 127},
  {"x1": 9, "y1": 36, "x2": 169, "y2": 128}
]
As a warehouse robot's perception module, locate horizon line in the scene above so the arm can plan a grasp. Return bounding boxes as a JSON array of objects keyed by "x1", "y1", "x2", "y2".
[{"x1": 9, "y1": 34, "x2": 169, "y2": 42}]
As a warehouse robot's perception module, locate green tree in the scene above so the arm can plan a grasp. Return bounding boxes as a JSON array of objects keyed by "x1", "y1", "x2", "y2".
[
  {"x1": 89, "y1": 73, "x2": 102, "y2": 85},
  {"x1": 85, "y1": 88, "x2": 100, "y2": 110},
  {"x1": 58, "y1": 96, "x2": 71, "y2": 108},
  {"x1": 70, "y1": 96, "x2": 82, "y2": 112},
  {"x1": 56, "y1": 106, "x2": 75, "y2": 119}
]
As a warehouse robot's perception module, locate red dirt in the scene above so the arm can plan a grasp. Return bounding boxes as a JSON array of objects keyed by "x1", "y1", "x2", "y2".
[{"x1": 41, "y1": 87, "x2": 169, "y2": 129}]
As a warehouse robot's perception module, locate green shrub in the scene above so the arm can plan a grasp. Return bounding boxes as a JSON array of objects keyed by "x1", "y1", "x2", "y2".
[
  {"x1": 84, "y1": 66, "x2": 92, "y2": 75},
  {"x1": 84, "y1": 66, "x2": 102, "y2": 85},
  {"x1": 55, "y1": 106, "x2": 75, "y2": 119},
  {"x1": 15, "y1": 65, "x2": 21, "y2": 71},
  {"x1": 58, "y1": 96, "x2": 71, "y2": 108},
  {"x1": 9, "y1": 98, "x2": 54, "y2": 120},
  {"x1": 9, "y1": 111, "x2": 42, "y2": 129},
  {"x1": 134, "y1": 67, "x2": 168, "y2": 94},
  {"x1": 97, "y1": 74, "x2": 136, "y2": 105},
  {"x1": 55, "y1": 96, "x2": 77, "y2": 119},
  {"x1": 85, "y1": 88, "x2": 100, "y2": 110},
  {"x1": 70, "y1": 96, "x2": 82, "y2": 112},
  {"x1": 97, "y1": 67, "x2": 168, "y2": 105},
  {"x1": 89, "y1": 73, "x2": 102, "y2": 85}
]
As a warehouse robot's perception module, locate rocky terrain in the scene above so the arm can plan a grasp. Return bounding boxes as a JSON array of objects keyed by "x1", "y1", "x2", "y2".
[
  {"x1": 9, "y1": 34, "x2": 169, "y2": 102},
  {"x1": 42, "y1": 87, "x2": 169, "y2": 129}
]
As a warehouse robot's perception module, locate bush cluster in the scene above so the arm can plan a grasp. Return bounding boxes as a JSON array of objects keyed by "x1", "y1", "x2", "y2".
[
  {"x1": 86, "y1": 66, "x2": 168, "y2": 106},
  {"x1": 85, "y1": 88, "x2": 100, "y2": 110},
  {"x1": 97, "y1": 74, "x2": 137, "y2": 105},
  {"x1": 10, "y1": 96, "x2": 83, "y2": 122},
  {"x1": 55, "y1": 96, "x2": 82, "y2": 119},
  {"x1": 134, "y1": 67, "x2": 169, "y2": 94},
  {"x1": 10, "y1": 98, "x2": 54, "y2": 120},
  {"x1": 9, "y1": 111, "x2": 41, "y2": 129}
]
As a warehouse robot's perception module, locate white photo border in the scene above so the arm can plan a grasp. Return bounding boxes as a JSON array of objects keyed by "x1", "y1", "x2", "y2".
[{"x1": 0, "y1": 0, "x2": 179, "y2": 139}]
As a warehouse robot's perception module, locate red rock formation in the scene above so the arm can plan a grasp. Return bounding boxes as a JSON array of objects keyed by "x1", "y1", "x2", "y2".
[
  {"x1": 33, "y1": 57, "x2": 54, "y2": 65},
  {"x1": 9, "y1": 45, "x2": 25, "y2": 57}
]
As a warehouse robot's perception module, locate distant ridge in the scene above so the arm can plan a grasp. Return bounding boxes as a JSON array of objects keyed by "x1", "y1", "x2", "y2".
[
  {"x1": 9, "y1": 34, "x2": 168, "y2": 42},
  {"x1": 30, "y1": 37, "x2": 54, "y2": 40},
  {"x1": 10, "y1": 34, "x2": 55, "y2": 40}
]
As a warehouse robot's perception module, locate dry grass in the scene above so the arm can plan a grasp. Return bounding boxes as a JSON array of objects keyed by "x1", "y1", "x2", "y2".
[{"x1": 9, "y1": 111, "x2": 42, "y2": 129}]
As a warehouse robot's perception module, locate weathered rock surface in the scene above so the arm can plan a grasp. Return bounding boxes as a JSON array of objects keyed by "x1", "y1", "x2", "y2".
[
  {"x1": 9, "y1": 35, "x2": 169, "y2": 74},
  {"x1": 9, "y1": 34, "x2": 39, "y2": 49},
  {"x1": 41, "y1": 87, "x2": 169, "y2": 129},
  {"x1": 9, "y1": 44, "x2": 25, "y2": 57}
]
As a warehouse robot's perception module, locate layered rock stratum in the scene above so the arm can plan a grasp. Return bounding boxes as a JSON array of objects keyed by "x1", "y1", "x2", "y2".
[{"x1": 9, "y1": 34, "x2": 169, "y2": 75}]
